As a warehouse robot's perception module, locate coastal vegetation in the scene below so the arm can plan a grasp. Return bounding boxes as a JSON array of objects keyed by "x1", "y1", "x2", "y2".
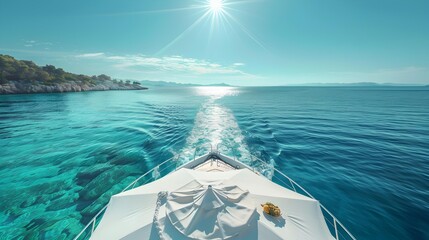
[{"x1": 0, "y1": 54, "x2": 146, "y2": 94}]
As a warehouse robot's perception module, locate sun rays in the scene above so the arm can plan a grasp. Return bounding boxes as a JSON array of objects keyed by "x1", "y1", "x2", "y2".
[
  {"x1": 156, "y1": 0, "x2": 264, "y2": 55},
  {"x1": 209, "y1": 0, "x2": 224, "y2": 12}
]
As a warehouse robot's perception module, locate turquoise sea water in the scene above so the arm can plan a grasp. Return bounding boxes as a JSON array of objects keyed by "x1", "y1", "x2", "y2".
[{"x1": 0, "y1": 86, "x2": 428, "y2": 239}]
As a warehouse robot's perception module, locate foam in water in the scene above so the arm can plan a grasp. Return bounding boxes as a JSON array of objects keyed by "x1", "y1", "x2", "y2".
[
  {"x1": 177, "y1": 87, "x2": 275, "y2": 179},
  {"x1": 179, "y1": 87, "x2": 251, "y2": 162}
]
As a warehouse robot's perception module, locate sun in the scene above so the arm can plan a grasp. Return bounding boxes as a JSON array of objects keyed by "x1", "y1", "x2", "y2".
[
  {"x1": 157, "y1": 0, "x2": 264, "y2": 54},
  {"x1": 209, "y1": 0, "x2": 224, "y2": 12}
]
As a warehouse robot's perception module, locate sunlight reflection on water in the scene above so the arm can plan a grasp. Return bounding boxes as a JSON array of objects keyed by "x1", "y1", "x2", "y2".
[{"x1": 193, "y1": 86, "x2": 240, "y2": 99}]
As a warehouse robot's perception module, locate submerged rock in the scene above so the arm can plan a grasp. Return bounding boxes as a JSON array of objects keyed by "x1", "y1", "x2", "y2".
[
  {"x1": 79, "y1": 176, "x2": 135, "y2": 222},
  {"x1": 78, "y1": 167, "x2": 129, "y2": 201},
  {"x1": 46, "y1": 191, "x2": 79, "y2": 211},
  {"x1": 75, "y1": 164, "x2": 111, "y2": 187},
  {"x1": 19, "y1": 196, "x2": 38, "y2": 208},
  {"x1": 23, "y1": 217, "x2": 82, "y2": 240}
]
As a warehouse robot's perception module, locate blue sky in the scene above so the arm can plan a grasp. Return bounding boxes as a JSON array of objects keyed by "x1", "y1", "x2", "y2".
[{"x1": 1, "y1": 0, "x2": 428, "y2": 85}]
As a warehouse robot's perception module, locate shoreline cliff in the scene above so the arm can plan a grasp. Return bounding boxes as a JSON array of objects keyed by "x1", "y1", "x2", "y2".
[{"x1": 0, "y1": 80, "x2": 147, "y2": 94}]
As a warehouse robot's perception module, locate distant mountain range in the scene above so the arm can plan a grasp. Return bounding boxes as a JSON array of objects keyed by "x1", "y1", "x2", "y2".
[
  {"x1": 135, "y1": 80, "x2": 427, "y2": 87},
  {"x1": 284, "y1": 82, "x2": 428, "y2": 87},
  {"x1": 133, "y1": 80, "x2": 232, "y2": 87}
]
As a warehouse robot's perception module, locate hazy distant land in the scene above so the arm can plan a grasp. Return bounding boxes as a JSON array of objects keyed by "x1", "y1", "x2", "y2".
[
  {"x1": 137, "y1": 80, "x2": 426, "y2": 87},
  {"x1": 0, "y1": 55, "x2": 147, "y2": 94},
  {"x1": 283, "y1": 82, "x2": 428, "y2": 87},
  {"x1": 136, "y1": 80, "x2": 232, "y2": 87}
]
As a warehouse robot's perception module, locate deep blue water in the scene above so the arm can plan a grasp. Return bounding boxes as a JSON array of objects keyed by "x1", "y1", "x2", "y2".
[{"x1": 0, "y1": 86, "x2": 428, "y2": 239}]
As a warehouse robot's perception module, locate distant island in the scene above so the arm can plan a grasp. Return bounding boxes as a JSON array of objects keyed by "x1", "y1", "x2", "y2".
[{"x1": 0, "y1": 54, "x2": 147, "y2": 94}]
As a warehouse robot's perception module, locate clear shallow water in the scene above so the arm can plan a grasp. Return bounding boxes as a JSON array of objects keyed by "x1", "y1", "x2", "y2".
[{"x1": 0, "y1": 86, "x2": 428, "y2": 239}]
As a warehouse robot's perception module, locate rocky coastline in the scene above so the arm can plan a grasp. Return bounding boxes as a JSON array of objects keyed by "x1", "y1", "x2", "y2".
[{"x1": 0, "y1": 80, "x2": 148, "y2": 94}]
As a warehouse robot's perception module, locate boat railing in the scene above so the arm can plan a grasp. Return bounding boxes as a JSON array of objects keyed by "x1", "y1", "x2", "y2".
[
  {"x1": 247, "y1": 155, "x2": 357, "y2": 240},
  {"x1": 213, "y1": 144, "x2": 356, "y2": 240},
  {"x1": 74, "y1": 154, "x2": 182, "y2": 240},
  {"x1": 215, "y1": 143, "x2": 356, "y2": 239}
]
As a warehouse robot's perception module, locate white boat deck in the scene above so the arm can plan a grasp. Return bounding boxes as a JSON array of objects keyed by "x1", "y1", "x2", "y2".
[
  {"x1": 193, "y1": 158, "x2": 236, "y2": 172},
  {"x1": 75, "y1": 152, "x2": 356, "y2": 240}
]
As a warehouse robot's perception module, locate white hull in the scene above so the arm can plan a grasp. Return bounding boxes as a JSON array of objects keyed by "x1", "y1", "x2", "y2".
[{"x1": 75, "y1": 151, "x2": 356, "y2": 240}]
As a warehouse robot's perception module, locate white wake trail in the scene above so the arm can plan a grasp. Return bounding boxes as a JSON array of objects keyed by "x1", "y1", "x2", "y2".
[{"x1": 178, "y1": 87, "x2": 252, "y2": 164}]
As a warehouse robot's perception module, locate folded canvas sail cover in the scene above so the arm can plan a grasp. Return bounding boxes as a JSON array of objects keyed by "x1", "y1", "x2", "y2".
[
  {"x1": 166, "y1": 181, "x2": 256, "y2": 239},
  {"x1": 91, "y1": 168, "x2": 335, "y2": 240}
]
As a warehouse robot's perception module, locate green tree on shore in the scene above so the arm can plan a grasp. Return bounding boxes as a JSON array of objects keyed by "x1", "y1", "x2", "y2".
[
  {"x1": 0, "y1": 54, "x2": 114, "y2": 85},
  {"x1": 0, "y1": 70, "x2": 7, "y2": 84}
]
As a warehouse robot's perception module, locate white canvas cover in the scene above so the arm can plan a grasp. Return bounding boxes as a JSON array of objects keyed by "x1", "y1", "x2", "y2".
[
  {"x1": 90, "y1": 168, "x2": 335, "y2": 240},
  {"x1": 166, "y1": 181, "x2": 256, "y2": 239}
]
